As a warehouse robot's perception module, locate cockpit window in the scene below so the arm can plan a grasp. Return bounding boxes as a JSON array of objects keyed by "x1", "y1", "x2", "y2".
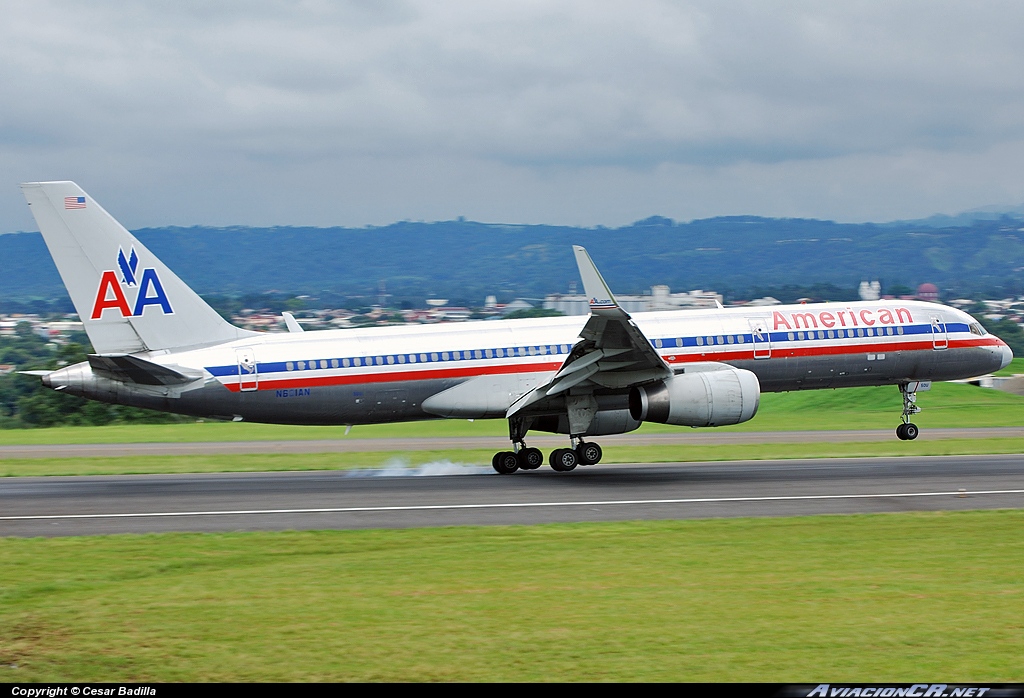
[{"x1": 969, "y1": 322, "x2": 987, "y2": 336}]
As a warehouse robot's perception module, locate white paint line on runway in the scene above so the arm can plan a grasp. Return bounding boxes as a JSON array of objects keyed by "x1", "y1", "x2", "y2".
[{"x1": 3, "y1": 489, "x2": 1023, "y2": 521}]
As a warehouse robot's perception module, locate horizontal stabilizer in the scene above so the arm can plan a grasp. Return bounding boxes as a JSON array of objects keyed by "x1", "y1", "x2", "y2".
[
  {"x1": 87, "y1": 354, "x2": 198, "y2": 386},
  {"x1": 282, "y1": 312, "x2": 305, "y2": 333}
]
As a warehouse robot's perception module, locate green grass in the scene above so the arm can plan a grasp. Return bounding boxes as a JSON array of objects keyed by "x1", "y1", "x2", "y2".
[
  {"x1": 1, "y1": 512, "x2": 1021, "y2": 681},
  {"x1": 4, "y1": 438, "x2": 1024, "y2": 478},
  {"x1": 0, "y1": 382, "x2": 1022, "y2": 445},
  {"x1": 995, "y1": 357, "x2": 1024, "y2": 376}
]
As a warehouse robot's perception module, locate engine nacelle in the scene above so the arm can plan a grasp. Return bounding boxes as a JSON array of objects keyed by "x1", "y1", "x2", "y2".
[
  {"x1": 532, "y1": 409, "x2": 642, "y2": 436},
  {"x1": 629, "y1": 368, "x2": 760, "y2": 427}
]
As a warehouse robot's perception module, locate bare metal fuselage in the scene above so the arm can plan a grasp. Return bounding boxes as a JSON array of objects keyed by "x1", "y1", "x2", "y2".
[{"x1": 45, "y1": 300, "x2": 1011, "y2": 429}]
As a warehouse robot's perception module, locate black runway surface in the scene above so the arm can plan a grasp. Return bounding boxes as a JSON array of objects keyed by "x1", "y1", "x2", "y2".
[{"x1": 2, "y1": 454, "x2": 1023, "y2": 536}]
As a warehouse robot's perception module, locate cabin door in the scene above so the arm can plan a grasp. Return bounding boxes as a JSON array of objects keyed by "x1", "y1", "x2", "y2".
[
  {"x1": 930, "y1": 316, "x2": 948, "y2": 350},
  {"x1": 748, "y1": 318, "x2": 772, "y2": 359},
  {"x1": 236, "y1": 347, "x2": 259, "y2": 391}
]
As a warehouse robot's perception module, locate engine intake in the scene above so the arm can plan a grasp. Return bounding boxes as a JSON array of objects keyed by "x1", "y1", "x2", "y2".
[{"x1": 629, "y1": 368, "x2": 760, "y2": 427}]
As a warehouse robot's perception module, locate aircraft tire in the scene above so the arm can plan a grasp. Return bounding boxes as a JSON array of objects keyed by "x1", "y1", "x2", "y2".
[
  {"x1": 896, "y1": 424, "x2": 908, "y2": 440},
  {"x1": 904, "y1": 423, "x2": 919, "y2": 440},
  {"x1": 492, "y1": 451, "x2": 520, "y2": 474},
  {"x1": 518, "y1": 447, "x2": 544, "y2": 470},
  {"x1": 549, "y1": 448, "x2": 578, "y2": 472},
  {"x1": 576, "y1": 442, "x2": 603, "y2": 465}
]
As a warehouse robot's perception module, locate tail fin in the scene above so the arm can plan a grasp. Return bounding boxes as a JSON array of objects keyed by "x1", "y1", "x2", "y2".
[{"x1": 20, "y1": 181, "x2": 257, "y2": 354}]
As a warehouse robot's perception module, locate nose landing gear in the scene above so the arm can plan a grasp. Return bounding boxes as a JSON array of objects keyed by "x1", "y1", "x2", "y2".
[{"x1": 896, "y1": 383, "x2": 922, "y2": 441}]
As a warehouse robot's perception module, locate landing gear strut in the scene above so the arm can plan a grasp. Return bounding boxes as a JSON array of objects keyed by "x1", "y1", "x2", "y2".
[{"x1": 896, "y1": 383, "x2": 921, "y2": 441}]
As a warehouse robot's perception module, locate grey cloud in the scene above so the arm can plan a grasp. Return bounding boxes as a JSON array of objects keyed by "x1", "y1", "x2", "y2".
[{"x1": 1, "y1": 1, "x2": 1023, "y2": 230}]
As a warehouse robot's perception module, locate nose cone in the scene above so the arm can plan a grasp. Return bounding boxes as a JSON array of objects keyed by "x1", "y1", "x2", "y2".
[{"x1": 998, "y1": 343, "x2": 1013, "y2": 371}]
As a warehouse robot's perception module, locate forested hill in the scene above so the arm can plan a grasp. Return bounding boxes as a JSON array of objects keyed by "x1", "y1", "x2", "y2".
[{"x1": 2, "y1": 214, "x2": 1024, "y2": 305}]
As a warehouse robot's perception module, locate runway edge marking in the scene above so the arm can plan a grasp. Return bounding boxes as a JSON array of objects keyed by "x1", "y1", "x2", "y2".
[{"x1": 4, "y1": 489, "x2": 1024, "y2": 520}]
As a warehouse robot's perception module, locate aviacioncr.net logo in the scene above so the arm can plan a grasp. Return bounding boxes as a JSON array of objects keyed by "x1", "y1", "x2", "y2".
[{"x1": 90, "y1": 246, "x2": 174, "y2": 319}]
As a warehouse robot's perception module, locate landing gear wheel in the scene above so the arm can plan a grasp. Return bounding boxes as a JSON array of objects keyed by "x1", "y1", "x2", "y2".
[
  {"x1": 896, "y1": 423, "x2": 920, "y2": 441},
  {"x1": 576, "y1": 442, "x2": 603, "y2": 465},
  {"x1": 492, "y1": 451, "x2": 520, "y2": 474},
  {"x1": 517, "y1": 447, "x2": 544, "y2": 470},
  {"x1": 549, "y1": 448, "x2": 578, "y2": 472}
]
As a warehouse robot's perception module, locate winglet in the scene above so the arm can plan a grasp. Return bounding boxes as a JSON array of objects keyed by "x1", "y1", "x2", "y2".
[{"x1": 572, "y1": 245, "x2": 619, "y2": 313}]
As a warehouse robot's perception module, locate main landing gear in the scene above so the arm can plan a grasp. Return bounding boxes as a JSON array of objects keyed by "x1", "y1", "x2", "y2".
[
  {"x1": 896, "y1": 383, "x2": 921, "y2": 441},
  {"x1": 492, "y1": 418, "x2": 604, "y2": 474},
  {"x1": 491, "y1": 440, "x2": 603, "y2": 474}
]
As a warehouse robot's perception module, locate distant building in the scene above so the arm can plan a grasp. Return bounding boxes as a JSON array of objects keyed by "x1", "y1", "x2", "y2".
[
  {"x1": 917, "y1": 283, "x2": 940, "y2": 302},
  {"x1": 744, "y1": 296, "x2": 782, "y2": 307},
  {"x1": 501, "y1": 299, "x2": 534, "y2": 316},
  {"x1": 858, "y1": 281, "x2": 881, "y2": 301},
  {"x1": 543, "y1": 286, "x2": 722, "y2": 316}
]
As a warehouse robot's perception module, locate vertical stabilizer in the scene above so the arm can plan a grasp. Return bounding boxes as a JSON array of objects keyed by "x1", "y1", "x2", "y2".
[{"x1": 20, "y1": 181, "x2": 257, "y2": 354}]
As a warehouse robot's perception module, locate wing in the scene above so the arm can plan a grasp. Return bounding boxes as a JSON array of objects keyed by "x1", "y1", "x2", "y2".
[{"x1": 506, "y1": 246, "x2": 671, "y2": 417}]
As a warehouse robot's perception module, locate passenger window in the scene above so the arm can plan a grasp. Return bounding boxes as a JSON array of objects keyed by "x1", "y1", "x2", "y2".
[
  {"x1": 727, "y1": 335, "x2": 734, "y2": 344},
  {"x1": 298, "y1": 361, "x2": 306, "y2": 370},
  {"x1": 442, "y1": 352, "x2": 449, "y2": 361},
  {"x1": 654, "y1": 339, "x2": 663, "y2": 348},
  {"x1": 387, "y1": 356, "x2": 395, "y2": 365},
  {"x1": 788, "y1": 333, "x2": 795, "y2": 341},
  {"x1": 431, "y1": 353, "x2": 439, "y2": 361},
  {"x1": 419, "y1": 354, "x2": 427, "y2": 362},
  {"x1": 696, "y1": 337, "x2": 704, "y2": 346},
  {"x1": 737, "y1": 335, "x2": 744, "y2": 343},
  {"x1": 286, "y1": 362, "x2": 294, "y2": 371}
]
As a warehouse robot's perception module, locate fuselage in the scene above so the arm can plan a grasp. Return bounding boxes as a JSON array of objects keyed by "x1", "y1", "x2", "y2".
[{"x1": 46, "y1": 299, "x2": 1011, "y2": 426}]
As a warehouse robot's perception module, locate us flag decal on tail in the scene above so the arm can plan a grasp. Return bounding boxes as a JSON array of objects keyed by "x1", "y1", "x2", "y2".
[{"x1": 64, "y1": 196, "x2": 86, "y2": 209}]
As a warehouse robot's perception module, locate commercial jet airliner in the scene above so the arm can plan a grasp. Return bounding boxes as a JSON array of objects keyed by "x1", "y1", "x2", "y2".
[{"x1": 20, "y1": 182, "x2": 1013, "y2": 473}]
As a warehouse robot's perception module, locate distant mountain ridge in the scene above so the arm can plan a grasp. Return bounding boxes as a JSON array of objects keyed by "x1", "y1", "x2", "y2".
[{"x1": 3, "y1": 213, "x2": 1024, "y2": 305}]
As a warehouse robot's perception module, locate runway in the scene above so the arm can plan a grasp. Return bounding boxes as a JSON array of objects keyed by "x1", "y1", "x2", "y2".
[
  {"x1": 2, "y1": 453, "x2": 1023, "y2": 536},
  {"x1": 1, "y1": 426, "x2": 1022, "y2": 458}
]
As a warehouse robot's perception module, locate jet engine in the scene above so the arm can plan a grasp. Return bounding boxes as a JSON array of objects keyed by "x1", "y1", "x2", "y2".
[{"x1": 628, "y1": 368, "x2": 760, "y2": 427}]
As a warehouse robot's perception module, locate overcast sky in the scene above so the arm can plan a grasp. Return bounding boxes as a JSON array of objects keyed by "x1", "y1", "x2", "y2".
[{"x1": 2, "y1": 1, "x2": 1024, "y2": 231}]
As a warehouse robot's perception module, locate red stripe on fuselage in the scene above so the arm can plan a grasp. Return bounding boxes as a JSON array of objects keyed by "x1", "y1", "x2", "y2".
[{"x1": 223, "y1": 360, "x2": 564, "y2": 392}]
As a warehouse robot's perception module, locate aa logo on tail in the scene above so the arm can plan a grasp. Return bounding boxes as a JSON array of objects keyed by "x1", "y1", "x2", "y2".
[{"x1": 91, "y1": 247, "x2": 174, "y2": 319}]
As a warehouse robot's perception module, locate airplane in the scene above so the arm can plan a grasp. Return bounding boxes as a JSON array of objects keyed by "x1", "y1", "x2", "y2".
[{"x1": 19, "y1": 181, "x2": 1013, "y2": 474}]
